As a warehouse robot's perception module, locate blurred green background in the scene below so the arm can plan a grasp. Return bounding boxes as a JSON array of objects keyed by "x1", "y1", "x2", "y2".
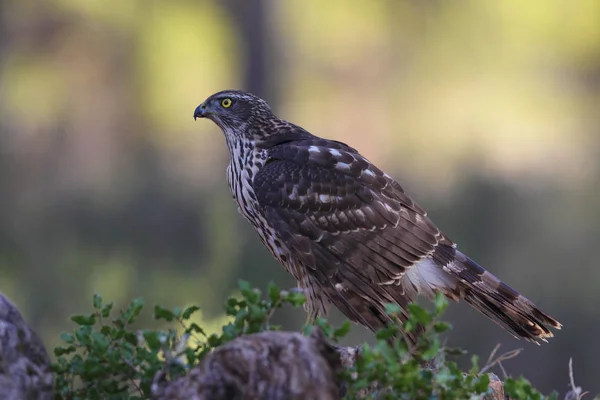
[{"x1": 1, "y1": 0, "x2": 599, "y2": 395}]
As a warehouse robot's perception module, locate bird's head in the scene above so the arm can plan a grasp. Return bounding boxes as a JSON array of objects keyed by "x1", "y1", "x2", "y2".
[{"x1": 194, "y1": 90, "x2": 274, "y2": 139}]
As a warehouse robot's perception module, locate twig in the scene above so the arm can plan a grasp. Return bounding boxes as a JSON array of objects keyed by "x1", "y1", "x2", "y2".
[
  {"x1": 564, "y1": 358, "x2": 585, "y2": 400},
  {"x1": 120, "y1": 354, "x2": 144, "y2": 395},
  {"x1": 479, "y1": 344, "x2": 522, "y2": 375}
]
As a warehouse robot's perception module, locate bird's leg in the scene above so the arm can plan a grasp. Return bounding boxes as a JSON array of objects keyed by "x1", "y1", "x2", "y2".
[
  {"x1": 305, "y1": 309, "x2": 318, "y2": 327},
  {"x1": 297, "y1": 288, "x2": 319, "y2": 328},
  {"x1": 303, "y1": 296, "x2": 316, "y2": 327}
]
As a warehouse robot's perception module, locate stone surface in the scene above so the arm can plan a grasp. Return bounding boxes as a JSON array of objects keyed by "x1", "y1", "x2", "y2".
[
  {"x1": 0, "y1": 293, "x2": 54, "y2": 400},
  {"x1": 152, "y1": 328, "x2": 342, "y2": 400}
]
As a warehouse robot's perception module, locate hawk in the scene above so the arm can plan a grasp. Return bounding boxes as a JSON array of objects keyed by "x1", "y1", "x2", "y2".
[{"x1": 193, "y1": 90, "x2": 561, "y2": 344}]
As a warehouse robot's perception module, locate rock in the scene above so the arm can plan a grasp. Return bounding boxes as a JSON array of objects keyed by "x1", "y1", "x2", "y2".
[
  {"x1": 152, "y1": 328, "x2": 342, "y2": 400},
  {"x1": 0, "y1": 293, "x2": 54, "y2": 400}
]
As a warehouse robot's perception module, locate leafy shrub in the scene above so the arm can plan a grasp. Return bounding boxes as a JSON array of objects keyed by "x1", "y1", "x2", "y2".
[{"x1": 52, "y1": 281, "x2": 558, "y2": 400}]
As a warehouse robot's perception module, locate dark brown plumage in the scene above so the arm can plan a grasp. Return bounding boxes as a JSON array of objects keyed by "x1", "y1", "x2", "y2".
[
  {"x1": 152, "y1": 329, "x2": 342, "y2": 400},
  {"x1": 193, "y1": 90, "x2": 561, "y2": 345}
]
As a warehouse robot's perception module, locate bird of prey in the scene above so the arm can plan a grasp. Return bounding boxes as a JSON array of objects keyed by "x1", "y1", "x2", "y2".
[{"x1": 193, "y1": 90, "x2": 561, "y2": 345}]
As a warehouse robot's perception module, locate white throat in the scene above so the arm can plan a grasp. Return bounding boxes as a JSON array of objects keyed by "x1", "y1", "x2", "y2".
[{"x1": 225, "y1": 134, "x2": 267, "y2": 225}]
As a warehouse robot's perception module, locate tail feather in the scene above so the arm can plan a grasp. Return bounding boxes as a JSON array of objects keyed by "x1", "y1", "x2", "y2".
[
  {"x1": 443, "y1": 250, "x2": 561, "y2": 343},
  {"x1": 310, "y1": 236, "x2": 560, "y2": 345}
]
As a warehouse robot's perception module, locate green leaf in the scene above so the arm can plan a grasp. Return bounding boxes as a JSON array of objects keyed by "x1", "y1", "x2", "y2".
[
  {"x1": 433, "y1": 321, "x2": 451, "y2": 333},
  {"x1": 470, "y1": 354, "x2": 479, "y2": 373},
  {"x1": 207, "y1": 334, "x2": 222, "y2": 347},
  {"x1": 71, "y1": 314, "x2": 97, "y2": 326},
  {"x1": 125, "y1": 298, "x2": 145, "y2": 323},
  {"x1": 239, "y1": 280, "x2": 260, "y2": 303},
  {"x1": 75, "y1": 326, "x2": 92, "y2": 345},
  {"x1": 375, "y1": 325, "x2": 396, "y2": 341},
  {"x1": 238, "y1": 280, "x2": 252, "y2": 295},
  {"x1": 407, "y1": 303, "x2": 432, "y2": 325},
  {"x1": 248, "y1": 304, "x2": 265, "y2": 321},
  {"x1": 314, "y1": 318, "x2": 333, "y2": 337},
  {"x1": 100, "y1": 325, "x2": 112, "y2": 336},
  {"x1": 384, "y1": 302, "x2": 402, "y2": 316},
  {"x1": 238, "y1": 279, "x2": 252, "y2": 298},
  {"x1": 113, "y1": 318, "x2": 125, "y2": 329},
  {"x1": 124, "y1": 331, "x2": 138, "y2": 346},
  {"x1": 182, "y1": 305, "x2": 200, "y2": 320},
  {"x1": 143, "y1": 330, "x2": 161, "y2": 351},
  {"x1": 504, "y1": 377, "x2": 544, "y2": 400},
  {"x1": 233, "y1": 309, "x2": 248, "y2": 326},
  {"x1": 286, "y1": 291, "x2": 306, "y2": 306},
  {"x1": 154, "y1": 305, "x2": 175, "y2": 321},
  {"x1": 434, "y1": 292, "x2": 449, "y2": 315},
  {"x1": 267, "y1": 282, "x2": 281, "y2": 304},
  {"x1": 392, "y1": 336, "x2": 409, "y2": 356},
  {"x1": 112, "y1": 327, "x2": 125, "y2": 340},
  {"x1": 90, "y1": 332, "x2": 109, "y2": 352},
  {"x1": 378, "y1": 341, "x2": 397, "y2": 364},
  {"x1": 186, "y1": 322, "x2": 206, "y2": 337},
  {"x1": 172, "y1": 307, "x2": 182, "y2": 318},
  {"x1": 54, "y1": 345, "x2": 76, "y2": 356},
  {"x1": 474, "y1": 373, "x2": 490, "y2": 393},
  {"x1": 93, "y1": 294, "x2": 102, "y2": 309},
  {"x1": 421, "y1": 338, "x2": 440, "y2": 361},
  {"x1": 101, "y1": 302, "x2": 114, "y2": 318},
  {"x1": 60, "y1": 332, "x2": 75, "y2": 344},
  {"x1": 333, "y1": 320, "x2": 351, "y2": 340}
]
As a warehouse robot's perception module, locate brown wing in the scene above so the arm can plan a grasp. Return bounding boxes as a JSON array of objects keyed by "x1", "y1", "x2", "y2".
[
  {"x1": 253, "y1": 139, "x2": 453, "y2": 333},
  {"x1": 254, "y1": 137, "x2": 561, "y2": 344}
]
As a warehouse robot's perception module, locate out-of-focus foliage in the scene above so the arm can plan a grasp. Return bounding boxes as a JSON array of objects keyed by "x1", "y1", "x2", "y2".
[{"x1": 1, "y1": 0, "x2": 598, "y2": 394}]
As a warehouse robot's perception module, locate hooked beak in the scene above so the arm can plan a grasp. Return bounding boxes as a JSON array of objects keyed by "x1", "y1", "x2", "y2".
[{"x1": 193, "y1": 103, "x2": 208, "y2": 120}]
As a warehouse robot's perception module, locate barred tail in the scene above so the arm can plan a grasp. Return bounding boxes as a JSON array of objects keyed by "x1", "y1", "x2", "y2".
[{"x1": 446, "y1": 250, "x2": 562, "y2": 343}]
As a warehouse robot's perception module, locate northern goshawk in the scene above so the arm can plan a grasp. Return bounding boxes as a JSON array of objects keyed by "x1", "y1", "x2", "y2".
[{"x1": 193, "y1": 90, "x2": 561, "y2": 344}]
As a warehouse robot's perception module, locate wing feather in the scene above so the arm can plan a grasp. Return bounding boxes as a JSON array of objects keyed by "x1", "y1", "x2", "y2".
[
  {"x1": 252, "y1": 138, "x2": 560, "y2": 344},
  {"x1": 253, "y1": 140, "x2": 446, "y2": 289}
]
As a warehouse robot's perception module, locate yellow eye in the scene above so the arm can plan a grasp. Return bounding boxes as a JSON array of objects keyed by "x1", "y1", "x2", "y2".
[{"x1": 221, "y1": 98, "x2": 232, "y2": 108}]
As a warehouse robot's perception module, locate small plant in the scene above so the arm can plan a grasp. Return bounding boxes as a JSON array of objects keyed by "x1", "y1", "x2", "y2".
[
  {"x1": 52, "y1": 281, "x2": 307, "y2": 399},
  {"x1": 336, "y1": 294, "x2": 485, "y2": 399},
  {"x1": 52, "y1": 281, "x2": 561, "y2": 399},
  {"x1": 52, "y1": 294, "x2": 187, "y2": 399}
]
